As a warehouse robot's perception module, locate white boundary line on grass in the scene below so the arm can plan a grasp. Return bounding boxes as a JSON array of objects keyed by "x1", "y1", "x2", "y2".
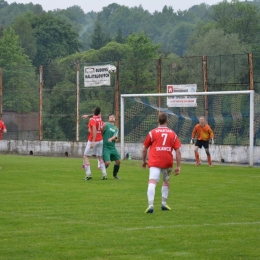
[
  {"x1": 125, "y1": 221, "x2": 260, "y2": 231},
  {"x1": 3, "y1": 210, "x2": 259, "y2": 231}
]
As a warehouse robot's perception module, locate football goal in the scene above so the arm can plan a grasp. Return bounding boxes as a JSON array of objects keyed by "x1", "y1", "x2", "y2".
[{"x1": 120, "y1": 90, "x2": 255, "y2": 166}]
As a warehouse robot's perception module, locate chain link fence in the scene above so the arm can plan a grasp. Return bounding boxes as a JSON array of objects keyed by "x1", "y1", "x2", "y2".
[{"x1": 1, "y1": 53, "x2": 259, "y2": 144}]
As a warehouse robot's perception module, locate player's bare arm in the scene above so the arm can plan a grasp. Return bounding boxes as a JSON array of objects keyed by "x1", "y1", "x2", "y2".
[
  {"x1": 82, "y1": 114, "x2": 93, "y2": 119},
  {"x1": 174, "y1": 148, "x2": 181, "y2": 175},
  {"x1": 82, "y1": 114, "x2": 90, "y2": 119},
  {"x1": 142, "y1": 146, "x2": 148, "y2": 168},
  {"x1": 91, "y1": 125, "x2": 97, "y2": 148}
]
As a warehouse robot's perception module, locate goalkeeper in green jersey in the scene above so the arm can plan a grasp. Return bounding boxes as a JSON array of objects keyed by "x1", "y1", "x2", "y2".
[{"x1": 101, "y1": 114, "x2": 121, "y2": 179}]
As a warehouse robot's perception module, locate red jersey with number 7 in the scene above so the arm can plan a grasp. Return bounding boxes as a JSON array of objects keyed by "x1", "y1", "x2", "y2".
[
  {"x1": 87, "y1": 115, "x2": 103, "y2": 141},
  {"x1": 143, "y1": 126, "x2": 181, "y2": 168}
]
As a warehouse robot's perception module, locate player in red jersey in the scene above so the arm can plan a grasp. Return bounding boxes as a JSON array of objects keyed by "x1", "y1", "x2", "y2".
[
  {"x1": 83, "y1": 107, "x2": 107, "y2": 180},
  {"x1": 142, "y1": 112, "x2": 181, "y2": 213},
  {"x1": 0, "y1": 119, "x2": 7, "y2": 169},
  {"x1": 0, "y1": 119, "x2": 7, "y2": 140}
]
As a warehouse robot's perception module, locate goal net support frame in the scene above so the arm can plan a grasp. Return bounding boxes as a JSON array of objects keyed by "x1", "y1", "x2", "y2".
[{"x1": 120, "y1": 90, "x2": 255, "y2": 166}]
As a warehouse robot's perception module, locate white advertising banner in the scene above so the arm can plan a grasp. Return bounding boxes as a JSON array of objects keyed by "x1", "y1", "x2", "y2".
[
  {"x1": 167, "y1": 84, "x2": 197, "y2": 107},
  {"x1": 84, "y1": 65, "x2": 110, "y2": 87}
]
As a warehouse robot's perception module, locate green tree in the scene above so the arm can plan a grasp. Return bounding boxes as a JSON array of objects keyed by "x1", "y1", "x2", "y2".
[
  {"x1": 54, "y1": 5, "x2": 87, "y2": 25},
  {"x1": 187, "y1": 3, "x2": 212, "y2": 20},
  {"x1": 90, "y1": 20, "x2": 110, "y2": 50},
  {"x1": 0, "y1": 28, "x2": 38, "y2": 112},
  {"x1": 12, "y1": 13, "x2": 37, "y2": 62},
  {"x1": 97, "y1": 41, "x2": 130, "y2": 62},
  {"x1": 126, "y1": 32, "x2": 160, "y2": 60},
  {"x1": 46, "y1": 81, "x2": 76, "y2": 141},
  {"x1": 30, "y1": 12, "x2": 82, "y2": 67},
  {"x1": 120, "y1": 32, "x2": 160, "y2": 92},
  {"x1": 32, "y1": 4, "x2": 43, "y2": 15},
  {"x1": 163, "y1": 21, "x2": 195, "y2": 56},
  {"x1": 114, "y1": 28, "x2": 125, "y2": 43},
  {"x1": 78, "y1": 12, "x2": 97, "y2": 51},
  {"x1": 186, "y1": 28, "x2": 250, "y2": 89},
  {"x1": 98, "y1": 5, "x2": 151, "y2": 37},
  {"x1": 0, "y1": 28, "x2": 32, "y2": 70},
  {"x1": 212, "y1": 0, "x2": 260, "y2": 44},
  {"x1": 160, "y1": 53, "x2": 191, "y2": 86},
  {"x1": 0, "y1": 0, "x2": 8, "y2": 9},
  {"x1": 187, "y1": 28, "x2": 250, "y2": 55},
  {"x1": 51, "y1": 5, "x2": 86, "y2": 36},
  {"x1": 0, "y1": 1, "x2": 36, "y2": 26},
  {"x1": 0, "y1": 24, "x2": 4, "y2": 37},
  {"x1": 97, "y1": 3, "x2": 121, "y2": 21}
]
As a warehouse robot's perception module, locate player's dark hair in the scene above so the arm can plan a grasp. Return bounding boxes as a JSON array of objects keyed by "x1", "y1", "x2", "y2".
[
  {"x1": 158, "y1": 112, "x2": 168, "y2": 125},
  {"x1": 93, "y1": 107, "x2": 101, "y2": 116},
  {"x1": 108, "y1": 114, "x2": 114, "y2": 118}
]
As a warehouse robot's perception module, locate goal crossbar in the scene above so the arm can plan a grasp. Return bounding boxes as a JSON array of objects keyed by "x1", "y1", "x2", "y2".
[{"x1": 120, "y1": 90, "x2": 255, "y2": 166}]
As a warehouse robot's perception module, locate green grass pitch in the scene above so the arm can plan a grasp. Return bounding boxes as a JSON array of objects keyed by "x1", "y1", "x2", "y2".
[{"x1": 0, "y1": 155, "x2": 260, "y2": 259}]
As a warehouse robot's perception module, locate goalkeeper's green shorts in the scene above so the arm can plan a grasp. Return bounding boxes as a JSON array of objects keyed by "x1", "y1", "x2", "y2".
[{"x1": 103, "y1": 146, "x2": 120, "y2": 162}]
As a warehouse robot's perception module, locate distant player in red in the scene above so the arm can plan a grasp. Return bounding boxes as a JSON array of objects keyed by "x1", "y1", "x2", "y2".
[
  {"x1": 0, "y1": 119, "x2": 7, "y2": 169},
  {"x1": 190, "y1": 116, "x2": 214, "y2": 166},
  {"x1": 0, "y1": 119, "x2": 7, "y2": 140},
  {"x1": 142, "y1": 112, "x2": 181, "y2": 213},
  {"x1": 83, "y1": 107, "x2": 107, "y2": 180}
]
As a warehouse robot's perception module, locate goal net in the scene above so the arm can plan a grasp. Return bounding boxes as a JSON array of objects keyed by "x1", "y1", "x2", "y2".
[{"x1": 120, "y1": 91, "x2": 256, "y2": 166}]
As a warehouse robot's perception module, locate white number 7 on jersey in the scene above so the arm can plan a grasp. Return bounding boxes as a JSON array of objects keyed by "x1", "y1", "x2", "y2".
[{"x1": 162, "y1": 133, "x2": 168, "y2": 145}]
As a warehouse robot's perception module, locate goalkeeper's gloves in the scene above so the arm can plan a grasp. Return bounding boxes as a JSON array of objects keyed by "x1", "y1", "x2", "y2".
[
  {"x1": 190, "y1": 138, "x2": 194, "y2": 144},
  {"x1": 210, "y1": 138, "x2": 214, "y2": 145}
]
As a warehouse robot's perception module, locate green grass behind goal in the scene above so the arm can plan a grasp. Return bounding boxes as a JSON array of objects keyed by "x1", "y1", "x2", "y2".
[{"x1": 0, "y1": 155, "x2": 260, "y2": 259}]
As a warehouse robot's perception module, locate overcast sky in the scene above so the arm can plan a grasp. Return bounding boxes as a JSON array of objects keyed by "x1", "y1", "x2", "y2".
[{"x1": 6, "y1": 0, "x2": 226, "y2": 13}]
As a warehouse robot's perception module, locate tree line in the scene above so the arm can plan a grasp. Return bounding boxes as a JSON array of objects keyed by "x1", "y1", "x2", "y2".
[{"x1": 1, "y1": 0, "x2": 260, "y2": 65}]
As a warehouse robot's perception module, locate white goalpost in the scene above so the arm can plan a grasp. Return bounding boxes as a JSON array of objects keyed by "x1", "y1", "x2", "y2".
[{"x1": 120, "y1": 90, "x2": 255, "y2": 166}]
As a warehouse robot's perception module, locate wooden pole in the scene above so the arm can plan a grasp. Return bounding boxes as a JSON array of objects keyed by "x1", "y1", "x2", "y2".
[
  {"x1": 157, "y1": 58, "x2": 162, "y2": 112},
  {"x1": 39, "y1": 66, "x2": 43, "y2": 140},
  {"x1": 249, "y1": 53, "x2": 254, "y2": 90},
  {"x1": 76, "y1": 62, "x2": 80, "y2": 142},
  {"x1": 115, "y1": 61, "x2": 120, "y2": 128},
  {"x1": 0, "y1": 68, "x2": 2, "y2": 120},
  {"x1": 203, "y1": 56, "x2": 209, "y2": 120}
]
